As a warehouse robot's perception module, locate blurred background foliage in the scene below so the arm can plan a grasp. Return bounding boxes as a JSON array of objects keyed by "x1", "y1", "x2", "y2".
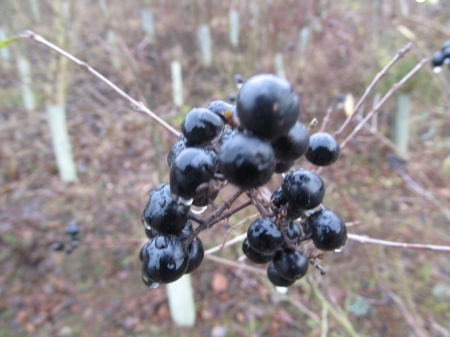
[{"x1": 0, "y1": 0, "x2": 450, "y2": 336}]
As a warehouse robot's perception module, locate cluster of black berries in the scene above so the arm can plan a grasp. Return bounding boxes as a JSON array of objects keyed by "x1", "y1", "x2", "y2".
[
  {"x1": 51, "y1": 221, "x2": 80, "y2": 255},
  {"x1": 139, "y1": 73, "x2": 347, "y2": 289},
  {"x1": 431, "y1": 40, "x2": 450, "y2": 73}
]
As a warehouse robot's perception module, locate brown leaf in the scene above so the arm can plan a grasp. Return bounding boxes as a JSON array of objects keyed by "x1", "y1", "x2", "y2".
[{"x1": 212, "y1": 273, "x2": 228, "y2": 292}]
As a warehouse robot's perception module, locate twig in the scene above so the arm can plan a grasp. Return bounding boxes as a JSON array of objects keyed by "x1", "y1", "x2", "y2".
[
  {"x1": 21, "y1": 30, "x2": 180, "y2": 137},
  {"x1": 203, "y1": 254, "x2": 266, "y2": 276},
  {"x1": 320, "y1": 107, "x2": 333, "y2": 133},
  {"x1": 347, "y1": 233, "x2": 450, "y2": 251},
  {"x1": 339, "y1": 58, "x2": 428, "y2": 149},
  {"x1": 335, "y1": 42, "x2": 412, "y2": 136},
  {"x1": 308, "y1": 118, "x2": 319, "y2": 133},
  {"x1": 205, "y1": 233, "x2": 248, "y2": 255}
]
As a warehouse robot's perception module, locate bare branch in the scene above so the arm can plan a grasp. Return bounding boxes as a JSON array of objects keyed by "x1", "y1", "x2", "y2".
[
  {"x1": 339, "y1": 58, "x2": 428, "y2": 149},
  {"x1": 335, "y1": 42, "x2": 412, "y2": 137},
  {"x1": 21, "y1": 30, "x2": 180, "y2": 137},
  {"x1": 347, "y1": 233, "x2": 450, "y2": 251}
]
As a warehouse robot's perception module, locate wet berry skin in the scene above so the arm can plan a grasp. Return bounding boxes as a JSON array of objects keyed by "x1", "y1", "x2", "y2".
[
  {"x1": 170, "y1": 148, "x2": 217, "y2": 200},
  {"x1": 242, "y1": 238, "x2": 275, "y2": 264},
  {"x1": 142, "y1": 235, "x2": 189, "y2": 283},
  {"x1": 284, "y1": 222, "x2": 302, "y2": 240},
  {"x1": 271, "y1": 187, "x2": 288, "y2": 208},
  {"x1": 282, "y1": 169, "x2": 325, "y2": 209},
  {"x1": 142, "y1": 184, "x2": 190, "y2": 235},
  {"x1": 267, "y1": 262, "x2": 295, "y2": 287},
  {"x1": 185, "y1": 237, "x2": 204, "y2": 274},
  {"x1": 247, "y1": 217, "x2": 284, "y2": 254},
  {"x1": 272, "y1": 121, "x2": 310, "y2": 161},
  {"x1": 167, "y1": 136, "x2": 187, "y2": 168},
  {"x1": 307, "y1": 209, "x2": 347, "y2": 251},
  {"x1": 305, "y1": 132, "x2": 341, "y2": 166},
  {"x1": 273, "y1": 248, "x2": 309, "y2": 281},
  {"x1": 237, "y1": 74, "x2": 300, "y2": 140},
  {"x1": 218, "y1": 134, "x2": 275, "y2": 189},
  {"x1": 181, "y1": 108, "x2": 224, "y2": 146}
]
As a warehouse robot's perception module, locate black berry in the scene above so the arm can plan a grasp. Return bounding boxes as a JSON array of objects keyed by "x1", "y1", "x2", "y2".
[
  {"x1": 272, "y1": 121, "x2": 310, "y2": 161},
  {"x1": 142, "y1": 184, "x2": 190, "y2": 235},
  {"x1": 218, "y1": 134, "x2": 275, "y2": 189},
  {"x1": 274, "y1": 160, "x2": 295, "y2": 174},
  {"x1": 185, "y1": 237, "x2": 204, "y2": 274},
  {"x1": 282, "y1": 169, "x2": 325, "y2": 209},
  {"x1": 247, "y1": 217, "x2": 284, "y2": 254},
  {"x1": 305, "y1": 132, "x2": 341, "y2": 166},
  {"x1": 267, "y1": 262, "x2": 295, "y2": 287},
  {"x1": 181, "y1": 108, "x2": 224, "y2": 146},
  {"x1": 237, "y1": 74, "x2": 300, "y2": 140},
  {"x1": 273, "y1": 248, "x2": 309, "y2": 281},
  {"x1": 307, "y1": 209, "x2": 347, "y2": 251},
  {"x1": 242, "y1": 238, "x2": 275, "y2": 264}
]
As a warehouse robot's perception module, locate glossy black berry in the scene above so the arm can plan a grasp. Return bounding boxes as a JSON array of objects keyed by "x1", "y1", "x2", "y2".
[
  {"x1": 233, "y1": 73, "x2": 244, "y2": 85},
  {"x1": 167, "y1": 137, "x2": 187, "y2": 168},
  {"x1": 142, "y1": 235, "x2": 189, "y2": 283},
  {"x1": 181, "y1": 108, "x2": 224, "y2": 146},
  {"x1": 267, "y1": 262, "x2": 295, "y2": 287},
  {"x1": 284, "y1": 222, "x2": 302, "y2": 240},
  {"x1": 274, "y1": 160, "x2": 295, "y2": 174},
  {"x1": 237, "y1": 74, "x2": 300, "y2": 140},
  {"x1": 139, "y1": 241, "x2": 150, "y2": 262},
  {"x1": 432, "y1": 50, "x2": 445, "y2": 68},
  {"x1": 144, "y1": 227, "x2": 157, "y2": 239},
  {"x1": 207, "y1": 100, "x2": 234, "y2": 122},
  {"x1": 305, "y1": 132, "x2": 341, "y2": 166},
  {"x1": 228, "y1": 93, "x2": 236, "y2": 103},
  {"x1": 271, "y1": 187, "x2": 287, "y2": 208},
  {"x1": 185, "y1": 237, "x2": 204, "y2": 274},
  {"x1": 273, "y1": 248, "x2": 308, "y2": 281},
  {"x1": 142, "y1": 184, "x2": 190, "y2": 235},
  {"x1": 218, "y1": 134, "x2": 275, "y2": 189},
  {"x1": 282, "y1": 169, "x2": 325, "y2": 209},
  {"x1": 247, "y1": 217, "x2": 284, "y2": 254},
  {"x1": 65, "y1": 221, "x2": 79, "y2": 236},
  {"x1": 242, "y1": 238, "x2": 275, "y2": 264},
  {"x1": 307, "y1": 209, "x2": 347, "y2": 251},
  {"x1": 272, "y1": 121, "x2": 310, "y2": 161},
  {"x1": 170, "y1": 148, "x2": 217, "y2": 200}
]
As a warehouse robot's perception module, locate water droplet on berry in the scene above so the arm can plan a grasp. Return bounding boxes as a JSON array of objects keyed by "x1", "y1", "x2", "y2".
[
  {"x1": 236, "y1": 83, "x2": 243, "y2": 89},
  {"x1": 445, "y1": 58, "x2": 450, "y2": 65},
  {"x1": 191, "y1": 205, "x2": 207, "y2": 214},
  {"x1": 142, "y1": 274, "x2": 160, "y2": 288},
  {"x1": 335, "y1": 244, "x2": 346, "y2": 253},
  {"x1": 177, "y1": 196, "x2": 194, "y2": 206},
  {"x1": 433, "y1": 66, "x2": 443, "y2": 74},
  {"x1": 282, "y1": 173, "x2": 287, "y2": 178},
  {"x1": 276, "y1": 286, "x2": 289, "y2": 294}
]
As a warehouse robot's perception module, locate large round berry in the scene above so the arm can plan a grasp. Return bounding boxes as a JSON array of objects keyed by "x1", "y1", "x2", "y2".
[
  {"x1": 307, "y1": 209, "x2": 347, "y2": 251},
  {"x1": 142, "y1": 235, "x2": 189, "y2": 283},
  {"x1": 267, "y1": 262, "x2": 295, "y2": 287},
  {"x1": 167, "y1": 136, "x2": 187, "y2": 168},
  {"x1": 282, "y1": 169, "x2": 325, "y2": 209},
  {"x1": 170, "y1": 148, "x2": 217, "y2": 200},
  {"x1": 272, "y1": 121, "x2": 310, "y2": 161},
  {"x1": 247, "y1": 217, "x2": 284, "y2": 254},
  {"x1": 218, "y1": 134, "x2": 275, "y2": 189},
  {"x1": 237, "y1": 74, "x2": 300, "y2": 140},
  {"x1": 242, "y1": 238, "x2": 275, "y2": 264},
  {"x1": 181, "y1": 108, "x2": 224, "y2": 146},
  {"x1": 142, "y1": 184, "x2": 190, "y2": 234},
  {"x1": 273, "y1": 248, "x2": 309, "y2": 281},
  {"x1": 305, "y1": 132, "x2": 341, "y2": 166},
  {"x1": 185, "y1": 237, "x2": 204, "y2": 274}
]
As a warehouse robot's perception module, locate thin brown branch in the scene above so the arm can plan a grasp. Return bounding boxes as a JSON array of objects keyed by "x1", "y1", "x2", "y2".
[
  {"x1": 319, "y1": 107, "x2": 333, "y2": 132},
  {"x1": 335, "y1": 42, "x2": 412, "y2": 137},
  {"x1": 339, "y1": 58, "x2": 428, "y2": 149},
  {"x1": 203, "y1": 254, "x2": 266, "y2": 276},
  {"x1": 21, "y1": 30, "x2": 180, "y2": 137}
]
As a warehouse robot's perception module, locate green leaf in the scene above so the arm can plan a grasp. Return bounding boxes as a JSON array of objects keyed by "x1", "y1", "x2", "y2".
[{"x1": 0, "y1": 36, "x2": 20, "y2": 49}]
